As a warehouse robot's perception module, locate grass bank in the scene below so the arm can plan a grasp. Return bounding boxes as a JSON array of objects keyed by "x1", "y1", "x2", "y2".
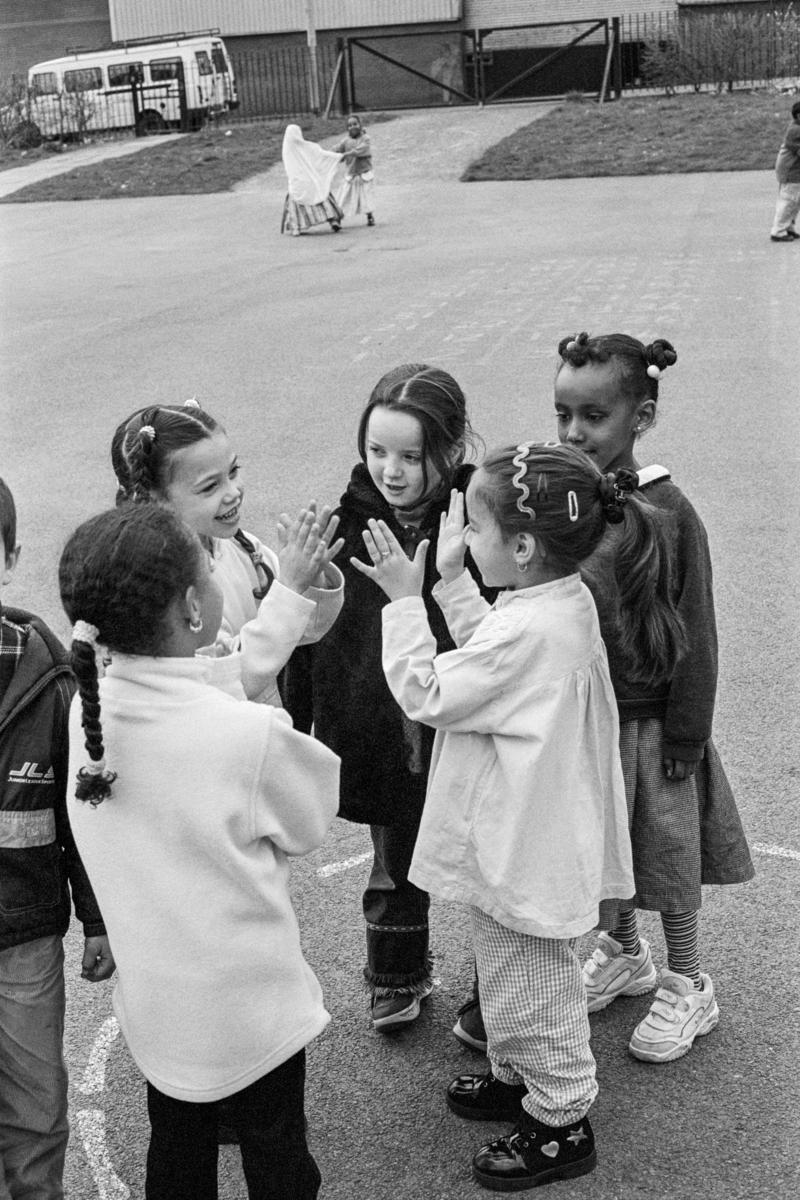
[{"x1": 461, "y1": 91, "x2": 791, "y2": 181}]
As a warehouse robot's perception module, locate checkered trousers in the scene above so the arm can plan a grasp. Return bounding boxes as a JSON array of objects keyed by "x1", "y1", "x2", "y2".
[{"x1": 470, "y1": 906, "x2": 597, "y2": 1127}]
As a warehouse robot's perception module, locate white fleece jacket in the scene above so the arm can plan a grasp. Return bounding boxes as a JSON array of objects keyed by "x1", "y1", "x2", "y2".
[{"x1": 68, "y1": 652, "x2": 340, "y2": 1102}]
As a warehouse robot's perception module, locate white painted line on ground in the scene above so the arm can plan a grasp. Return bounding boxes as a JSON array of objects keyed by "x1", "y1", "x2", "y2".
[
  {"x1": 752, "y1": 841, "x2": 800, "y2": 862},
  {"x1": 75, "y1": 1110, "x2": 130, "y2": 1199},
  {"x1": 78, "y1": 1015, "x2": 120, "y2": 1094},
  {"x1": 317, "y1": 851, "x2": 372, "y2": 877}
]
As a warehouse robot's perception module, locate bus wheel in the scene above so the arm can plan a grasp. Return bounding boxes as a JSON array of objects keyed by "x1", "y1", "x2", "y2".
[
  {"x1": 136, "y1": 110, "x2": 166, "y2": 135},
  {"x1": 9, "y1": 120, "x2": 42, "y2": 149}
]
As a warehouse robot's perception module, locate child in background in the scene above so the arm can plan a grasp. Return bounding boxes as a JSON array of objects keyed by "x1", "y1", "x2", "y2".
[
  {"x1": 0, "y1": 477, "x2": 114, "y2": 1200},
  {"x1": 282, "y1": 364, "x2": 491, "y2": 1032},
  {"x1": 59, "y1": 503, "x2": 340, "y2": 1199},
  {"x1": 769, "y1": 98, "x2": 800, "y2": 242},
  {"x1": 554, "y1": 331, "x2": 754, "y2": 1063},
  {"x1": 280, "y1": 123, "x2": 344, "y2": 236},
  {"x1": 356, "y1": 441, "x2": 682, "y2": 1190},
  {"x1": 333, "y1": 115, "x2": 376, "y2": 227},
  {"x1": 112, "y1": 400, "x2": 344, "y2": 707}
]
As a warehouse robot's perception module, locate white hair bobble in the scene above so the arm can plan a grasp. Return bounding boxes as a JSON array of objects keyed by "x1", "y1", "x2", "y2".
[
  {"x1": 139, "y1": 424, "x2": 156, "y2": 442},
  {"x1": 646, "y1": 364, "x2": 662, "y2": 380},
  {"x1": 184, "y1": 397, "x2": 201, "y2": 410},
  {"x1": 72, "y1": 621, "x2": 99, "y2": 646}
]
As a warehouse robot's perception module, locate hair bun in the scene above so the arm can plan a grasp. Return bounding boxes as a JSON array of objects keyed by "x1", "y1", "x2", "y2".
[
  {"x1": 558, "y1": 331, "x2": 591, "y2": 364},
  {"x1": 644, "y1": 339, "x2": 677, "y2": 373}
]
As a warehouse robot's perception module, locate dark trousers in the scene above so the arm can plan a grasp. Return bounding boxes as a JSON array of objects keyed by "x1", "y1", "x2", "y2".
[
  {"x1": 145, "y1": 1049, "x2": 320, "y2": 1200},
  {"x1": 363, "y1": 812, "x2": 431, "y2": 991}
]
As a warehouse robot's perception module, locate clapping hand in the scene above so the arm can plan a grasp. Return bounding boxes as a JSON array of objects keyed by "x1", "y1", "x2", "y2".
[
  {"x1": 351, "y1": 519, "x2": 429, "y2": 601},
  {"x1": 436, "y1": 489, "x2": 467, "y2": 584},
  {"x1": 277, "y1": 502, "x2": 344, "y2": 594}
]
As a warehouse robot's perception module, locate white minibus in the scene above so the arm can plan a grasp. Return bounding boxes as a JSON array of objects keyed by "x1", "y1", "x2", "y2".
[{"x1": 26, "y1": 30, "x2": 238, "y2": 139}]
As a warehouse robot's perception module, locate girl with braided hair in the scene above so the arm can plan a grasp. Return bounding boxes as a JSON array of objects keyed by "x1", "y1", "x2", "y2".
[
  {"x1": 554, "y1": 331, "x2": 753, "y2": 1065},
  {"x1": 351, "y1": 441, "x2": 678, "y2": 1190},
  {"x1": 59, "y1": 503, "x2": 339, "y2": 1198},
  {"x1": 111, "y1": 400, "x2": 344, "y2": 708}
]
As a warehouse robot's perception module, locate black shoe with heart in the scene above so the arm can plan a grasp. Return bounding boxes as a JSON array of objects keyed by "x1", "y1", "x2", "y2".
[
  {"x1": 447, "y1": 1071, "x2": 527, "y2": 1120},
  {"x1": 472, "y1": 1110, "x2": 596, "y2": 1190}
]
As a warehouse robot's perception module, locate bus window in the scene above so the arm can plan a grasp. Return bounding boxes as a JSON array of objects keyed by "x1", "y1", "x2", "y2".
[
  {"x1": 64, "y1": 66, "x2": 103, "y2": 93},
  {"x1": 195, "y1": 50, "x2": 212, "y2": 75},
  {"x1": 108, "y1": 62, "x2": 143, "y2": 87},
  {"x1": 149, "y1": 59, "x2": 181, "y2": 81},
  {"x1": 31, "y1": 71, "x2": 58, "y2": 95},
  {"x1": 211, "y1": 46, "x2": 229, "y2": 74}
]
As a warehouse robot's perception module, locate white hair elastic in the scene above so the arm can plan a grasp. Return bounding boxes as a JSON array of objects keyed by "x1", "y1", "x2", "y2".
[
  {"x1": 646, "y1": 364, "x2": 662, "y2": 380},
  {"x1": 72, "y1": 621, "x2": 99, "y2": 646},
  {"x1": 139, "y1": 424, "x2": 156, "y2": 441},
  {"x1": 184, "y1": 397, "x2": 201, "y2": 410}
]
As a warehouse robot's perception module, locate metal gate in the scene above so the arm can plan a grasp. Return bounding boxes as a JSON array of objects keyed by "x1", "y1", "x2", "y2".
[{"x1": 337, "y1": 21, "x2": 622, "y2": 113}]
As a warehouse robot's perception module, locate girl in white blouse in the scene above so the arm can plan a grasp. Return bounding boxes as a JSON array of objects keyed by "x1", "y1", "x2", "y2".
[{"x1": 355, "y1": 441, "x2": 683, "y2": 1192}]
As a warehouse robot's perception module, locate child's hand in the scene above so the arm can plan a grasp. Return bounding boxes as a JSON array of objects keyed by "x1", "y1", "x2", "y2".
[
  {"x1": 351, "y1": 519, "x2": 429, "y2": 601},
  {"x1": 81, "y1": 935, "x2": 116, "y2": 983},
  {"x1": 437, "y1": 489, "x2": 467, "y2": 584},
  {"x1": 277, "y1": 503, "x2": 343, "y2": 595},
  {"x1": 663, "y1": 758, "x2": 697, "y2": 781}
]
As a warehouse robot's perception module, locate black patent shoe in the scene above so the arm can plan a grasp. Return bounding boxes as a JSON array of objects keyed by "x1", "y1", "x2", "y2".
[
  {"x1": 472, "y1": 1111, "x2": 596, "y2": 1191},
  {"x1": 447, "y1": 1071, "x2": 527, "y2": 1121}
]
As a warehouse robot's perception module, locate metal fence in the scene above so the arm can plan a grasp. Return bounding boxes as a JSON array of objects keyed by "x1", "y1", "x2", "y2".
[{"x1": 620, "y1": 8, "x2": 800, "y2": 92}]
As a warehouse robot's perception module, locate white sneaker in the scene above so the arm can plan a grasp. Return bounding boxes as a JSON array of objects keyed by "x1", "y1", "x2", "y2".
[
  {"x1": 582, "y1": 933, "x2": 658, "y2": 1013},
  {"x1": 628, "y1": 970, "x2": 719, "y2": 1063}
]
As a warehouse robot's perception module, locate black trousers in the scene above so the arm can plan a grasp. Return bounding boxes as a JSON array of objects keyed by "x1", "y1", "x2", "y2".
[
  {"x1": 145, "y1": 1049, "x2": 320, "y2": 1200},
  {"x1": 363, "y1": 810, "x2": 431, "y2": 991}
]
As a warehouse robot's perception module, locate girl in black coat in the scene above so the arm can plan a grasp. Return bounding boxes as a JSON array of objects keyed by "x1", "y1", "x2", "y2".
[{"x1": 283, "y1": 364, "x2": 491, "y2": 1031}]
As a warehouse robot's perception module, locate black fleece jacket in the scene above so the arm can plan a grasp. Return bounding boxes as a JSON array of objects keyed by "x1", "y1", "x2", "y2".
[{"x1": 282, "y1": 463, "x2": 492, "y2": 825}]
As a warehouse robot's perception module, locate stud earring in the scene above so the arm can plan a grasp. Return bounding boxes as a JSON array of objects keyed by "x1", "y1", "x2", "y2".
[
  {"x1": 516, "y1": 561, "x2": 529, "y2": 573},
  {"x1": 189, "y1": 616, "x2": 203, "y2": 633}
]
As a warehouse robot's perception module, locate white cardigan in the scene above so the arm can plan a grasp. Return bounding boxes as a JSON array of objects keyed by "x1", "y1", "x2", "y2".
[
  {"x1": 210, "y1": 530, "x2": 344, "y2": 706},
  {"x1": 68, "y1": 653, "x2": 340, "y2": 1102},
  {"x1": 382, "y1": 571, "x2": 634, "y2": 939}
]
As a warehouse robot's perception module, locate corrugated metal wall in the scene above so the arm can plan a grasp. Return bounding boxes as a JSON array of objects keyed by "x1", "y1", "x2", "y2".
[{"x1": 109, "y1": 0, "x2": 462, "y2": 41}]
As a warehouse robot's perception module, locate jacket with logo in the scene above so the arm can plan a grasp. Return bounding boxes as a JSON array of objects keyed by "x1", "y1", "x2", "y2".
[{"x1": 0, "y1": 604, "x2": 105, "y2": 951}]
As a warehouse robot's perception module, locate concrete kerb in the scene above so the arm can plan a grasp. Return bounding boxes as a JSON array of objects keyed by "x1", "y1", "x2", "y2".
[{"x1": 0, "y1": 133, "x2": 187, "y2": 200}]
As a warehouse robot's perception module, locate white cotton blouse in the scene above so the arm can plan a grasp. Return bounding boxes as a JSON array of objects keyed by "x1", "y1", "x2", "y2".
[
  {"x1": 68, "y1": 653, "x2": 340, "y2": 1102},
  {"x1": 209, "y1": 530, "x2": 343, "y2": 706},
  {"x1": 381, "y1": 571, "x2": 635, "y2": 939}
]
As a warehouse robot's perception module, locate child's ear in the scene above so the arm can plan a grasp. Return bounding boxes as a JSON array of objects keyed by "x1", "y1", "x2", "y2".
[
  {"x1": 514, "y1": 531, "x2": 538, "y2": 569},
  {"x1": 634, "y1": 400, "x2": 656, "y2": 435},
  {"x1": 1, "y1": 544, "x2": 20, "y2": 588}
]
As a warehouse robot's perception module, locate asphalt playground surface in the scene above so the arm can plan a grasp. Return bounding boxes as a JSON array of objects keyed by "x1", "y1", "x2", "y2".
[{"x1": 0, "y1": 104, "x2": 798, "y2": 1198}]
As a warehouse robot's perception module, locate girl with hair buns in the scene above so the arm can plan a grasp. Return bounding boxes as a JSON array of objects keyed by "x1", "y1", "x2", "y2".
[
  {"x1": 59, "y1": 503, "x2": 340, "y2": 1197},
  {"x1": 553, "y1": 331, "x2": 753, "y2": 1065},
  {"x1": 111, "y1": 400, "x2": 344, "y2": 708},
  {"x1": 282, "y1": 364, "x2": 492, "y2": 1033},
  {"x1": 353, "y1": 441, "x2": 679, "y2": 1189}
]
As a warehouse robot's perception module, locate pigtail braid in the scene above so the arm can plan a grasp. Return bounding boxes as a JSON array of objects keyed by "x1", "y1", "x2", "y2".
[{"x1": 70, "y1": 634, "x2": 116, "y2": 805}]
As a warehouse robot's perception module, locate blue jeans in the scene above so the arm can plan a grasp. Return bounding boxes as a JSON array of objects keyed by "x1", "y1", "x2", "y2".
[
  {"x1": 145, "y1": 1049, "x2": 320, "y2": 1200},
  {"x1": 0, "y1": 935, "x2": 68, "y2": 1200}
]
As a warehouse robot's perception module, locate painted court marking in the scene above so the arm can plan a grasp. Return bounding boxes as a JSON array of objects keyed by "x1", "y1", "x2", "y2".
[{"x1": 74, "y1": 839, "x2": 797, "y2": 1196}]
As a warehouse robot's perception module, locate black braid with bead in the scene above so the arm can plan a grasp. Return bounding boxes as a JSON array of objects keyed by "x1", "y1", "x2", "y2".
[
  {"x1": 59, "y1": 504, "x2": 205, "y2": 804},
  {"x1": 70, "y1": 638, "x2": 116, "y2": 805}
]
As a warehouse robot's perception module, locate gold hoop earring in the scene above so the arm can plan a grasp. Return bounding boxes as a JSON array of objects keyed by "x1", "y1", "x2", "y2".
[
  {"x1": 516, "y1": 561, "x2": 528, "y2": 573},
  {"x1": 189, "y1": 616, "x2": 203, "y2": 633}
]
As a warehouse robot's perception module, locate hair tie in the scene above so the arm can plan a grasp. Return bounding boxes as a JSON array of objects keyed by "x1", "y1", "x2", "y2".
[
  {"x1": 139, "y1": 424, "x2": 156, "y2": 442},
  {"x1": 646, "y1": 364, "x2": 661, "y2": 380},
  {"x1": 599, "y1": 468, "x2": 638, "y2": 524},
  {"x1": 76, "y1": 761, "x2": 118, "y2": 807},
  {"x1": 565, "y1": 339, "x2": 578, "y2": 352},
  {"x1": 72, "y1": 620, "x2": 99, "y2": 646},
  {"x1": 184, "y1": 397, "x2": 201, "y2": 410},
  {"x1": 511, "y1": 444, "x2": 535, "y2": 518}
]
